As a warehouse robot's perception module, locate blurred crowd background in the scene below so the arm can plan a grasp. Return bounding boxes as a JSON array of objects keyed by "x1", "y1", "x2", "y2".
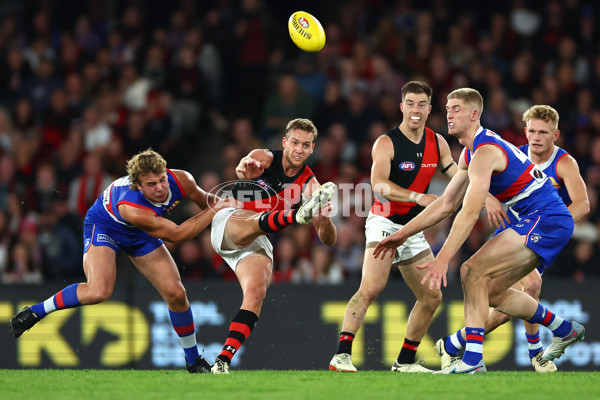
[{"x1": 1, "y1": 0, "x2": 599, "y2": 286}]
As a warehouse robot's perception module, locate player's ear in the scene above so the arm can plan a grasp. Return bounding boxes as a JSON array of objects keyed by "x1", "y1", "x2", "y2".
[
  {"x1": 311, "y1": 143, "x2": 315, "y2": 154},
  {"x1": 554, "y1": 129, "x2": 560, "y2": 142}
]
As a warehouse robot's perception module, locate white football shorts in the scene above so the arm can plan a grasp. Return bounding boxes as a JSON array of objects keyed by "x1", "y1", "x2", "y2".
[
  {"x1": 211, "y1": 208, "x2": 274, "y2": 271},
  {"x1": 364, "y1": 211, "x2": 430, "y2": 264}
]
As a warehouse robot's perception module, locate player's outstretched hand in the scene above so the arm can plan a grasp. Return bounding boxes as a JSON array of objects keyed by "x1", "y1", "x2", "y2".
[
  {"x1": 237, "y1": 158, "x2": 266, "y2": 180},
  {"x1": 212, "y1": 196, "x2": 241, "y2": 212},
  {"x1": 373, "y1": 233, "x2": 407, "y2": 260},
  {"x1": 417, "y1": 258, "x2": 448, "y2": 291}
]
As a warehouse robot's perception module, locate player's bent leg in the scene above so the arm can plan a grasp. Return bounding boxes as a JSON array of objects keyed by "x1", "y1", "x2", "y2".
[
  {"x1": 79, "y1": 245, "x2": 119, "y2": 304},
  {"x1": 393, "y1": 250, "x2": 438, "y2": 373},
  {"x1": 236, "y1": 253, "x2": 272, "y2": 316},
  {"x1": 399, "y1": 251, "x2": 441, "y2": 342},
  {"x1": 485, "y1": 308, "x2": 512, "y2": 334},
  {"x1": 342, "y1": 250, "x2": 393, "y2": 333},
  {"x1": 131, "y1": 246, "x2": 207, "y2": 369},
  {"x1": 213, "y1": 254, "x2": 271, "y2": 374},
  {"x1": 223, "y1": 209, "x2": 268, "y2": 249},
  {"x1": 463, "y1": 229, "x2": 540, "y2": 327},
  {"x1": 486, "y1": 278, "x2": 524, "y2": 334},
  {"x1": 131, "y1": 245, "x2": 189, "y2": 311},
  {"x1": 518, "y1": 269, "x2": 555, "y2": 372},
  {"x1": 10, "y1": 245, "x2": 117, "y2": 338},
  {"x1": 330, "y1": 249, "x2": 393, "y2": 372},
  {"x1": 457, "y1": 229, "x2": 540, "y2": 370}
]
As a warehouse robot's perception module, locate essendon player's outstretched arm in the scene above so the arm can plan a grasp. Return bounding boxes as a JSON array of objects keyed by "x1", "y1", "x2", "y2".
[
  {"x1": 371, "y1": 135, "x2": 439, "y2": 207},
  {"x1": 304, "y1": 178, "x2": 337, "y2": 247},
  {"x1": 235, "y1": 149, "x2": 274, "y2": 180}
]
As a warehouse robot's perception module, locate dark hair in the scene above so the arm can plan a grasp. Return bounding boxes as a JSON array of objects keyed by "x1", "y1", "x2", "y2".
[{"x1": 402, "y1": 81, "x2": 433, "y2": 103}]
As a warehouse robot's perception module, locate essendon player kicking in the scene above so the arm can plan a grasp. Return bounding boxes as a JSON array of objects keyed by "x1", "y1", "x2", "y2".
[
  {"x1": 329, "y1": 81, "x2": 460, "y2": 373},
  {"x1": 210, "y1": 118, "x2": 336, "y2": 374}
]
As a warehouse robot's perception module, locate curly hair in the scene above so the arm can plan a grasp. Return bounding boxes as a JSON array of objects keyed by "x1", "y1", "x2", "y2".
[{"x1": 126, "y1": 148, "x2": 167, "y2": 190}]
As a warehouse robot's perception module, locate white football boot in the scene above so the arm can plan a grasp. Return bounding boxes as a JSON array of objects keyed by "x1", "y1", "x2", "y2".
[
  {"x1": 434, "y1": 338, "x2": 461, "y2": 370},
  {"x1": 391, "y1": 360, "x2": 433, "y2": 373},
  {"x1": 296, "y1": 182, "x2": 335, "y2": 224},
  {"x1": 329, "y1": 353, "x2": 357, "y2": 372},
  {"x1": 542, "y1": 322, "x2": 585, "y2": 361},
  {"x1": 531, "y1": 350, "x2": 557, "y2": 373}
]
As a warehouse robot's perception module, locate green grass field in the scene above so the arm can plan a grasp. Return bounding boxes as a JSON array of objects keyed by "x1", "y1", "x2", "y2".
[{"x1": 1, "y1": 370, "x2": 598, "y2": 400}]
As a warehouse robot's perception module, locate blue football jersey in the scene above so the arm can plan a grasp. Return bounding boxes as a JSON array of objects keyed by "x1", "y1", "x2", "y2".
[{"x1": 520, "y1": 144, "x2": 572, "y2": 205}]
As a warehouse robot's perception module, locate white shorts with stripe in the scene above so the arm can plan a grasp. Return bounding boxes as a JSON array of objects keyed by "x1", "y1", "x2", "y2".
[
  {"x1": 210, "y1": 208, "x2": 274, "y2": 271},
  {"x1": 365, "y1": 211, "x2": 430, "y2": 264}
]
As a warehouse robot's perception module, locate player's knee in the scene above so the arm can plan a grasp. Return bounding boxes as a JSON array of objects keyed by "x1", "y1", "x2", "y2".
[
  {"x1": 358, "y1": 285, "x2": 384, "y2": 305},
  {"x1": 490, "y1": 308, "x2": 511, "y2": 325},
  {"x1": 460, "y1": 261, "x2": 486, "y2": 285},
  {"x1": 525, "y1": 274, "x2": 542, "y2": 299},
  {"x1": 162, "y1": 283, "x2": 188, "y2": 305},
  {"x1": 87, "y1": 285, "x2": 113, "y2": 304},
  {"x1": 497, "y1": 312, "x2": 511, "y2": 325},
  {"x1": 422, "y1": 289, "x2": 442, "y2": 309},
  {"x1": 244, "y1": 284, "x2": 267, "y2": 305}
]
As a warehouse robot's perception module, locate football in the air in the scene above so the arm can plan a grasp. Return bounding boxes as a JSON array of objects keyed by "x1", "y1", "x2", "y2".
[{"x1": 288, "y1": 11, "x2": 326, "y2": 52}]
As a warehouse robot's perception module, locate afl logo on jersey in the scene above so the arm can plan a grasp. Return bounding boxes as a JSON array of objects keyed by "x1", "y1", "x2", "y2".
[
  {"x1": 400, "y1": 161, "x2": 416, "y2": 171},
  {"x1": 256, "y1": 178, "x2": 271, "y2": 190}
]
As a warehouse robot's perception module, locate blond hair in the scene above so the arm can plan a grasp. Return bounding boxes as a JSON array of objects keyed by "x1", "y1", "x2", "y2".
[
  {"x1": 447, "y1": 88, "x2": 484, "y2": 115},
  {"x1": 126, "y1": 148, "x2": 167, "y2": 190},
  {"x1": 522, "y1": 105, "x2": 559, "y2": 131},
  {"x1": 285, "y1": 118, "x2": 318, "y2": 140}
]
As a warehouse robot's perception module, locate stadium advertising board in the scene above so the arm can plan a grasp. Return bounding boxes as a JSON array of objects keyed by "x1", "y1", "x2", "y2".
[{"x1": 1, "y1": 279, "x2": 598, "y2": 371}]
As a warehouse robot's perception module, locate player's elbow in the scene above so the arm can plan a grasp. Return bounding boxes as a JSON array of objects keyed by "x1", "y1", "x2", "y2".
[
  {"x1": 371, "y1": 181, "x2": 391, "y2": 197},
  {"x1": 440, "y1": 196, "x2": 460, "y2": 217},
  {"x1": 582, "y1": 199, "x2": 591, "y2": 217}
]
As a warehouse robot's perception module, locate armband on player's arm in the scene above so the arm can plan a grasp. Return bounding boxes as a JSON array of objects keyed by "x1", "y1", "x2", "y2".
[{"x1": 440, "y1": 161, "x2": 456, "y2": 174}]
